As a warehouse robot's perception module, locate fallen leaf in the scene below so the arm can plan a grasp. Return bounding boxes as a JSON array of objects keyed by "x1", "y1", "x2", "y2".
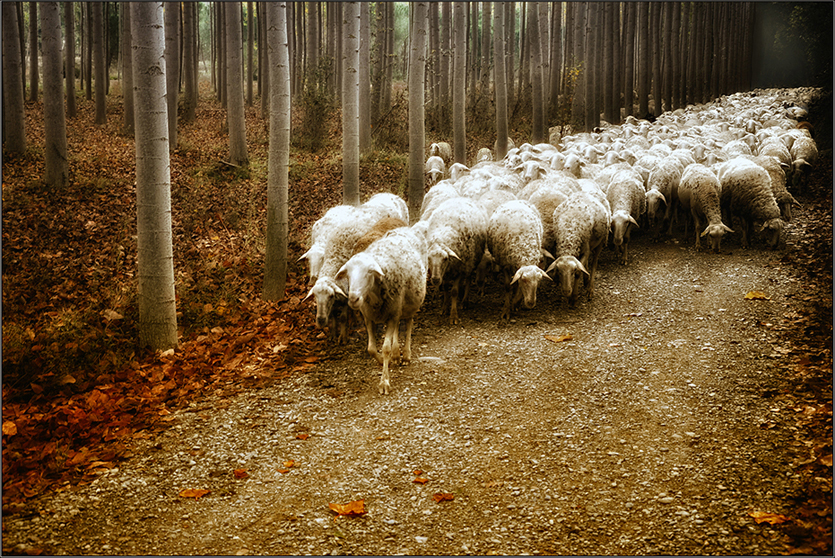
[
  {"x1": 329, "y1": 500, "x2": 366, "y2": 517},
  {"x1": 284, "y1": 460, "x2": 295, "y2": 468},
  {"x1": 413, "y1": 469, "x2": 424, "y2": 476},
  {"x1": 277, "y1": 468, "x2": 290, "y2": 474},
  {"x1": 413, "y1": 477, "x2": 429, "y2": 484},
  {"x1": 234, "y1": 468, "x2": 249, "y2": 479},
  {"x1": 296, "y1": 433, "x2": 309, "y2": 440},
  {"x1": 545, "y1": 334, "x2": 573, "y2": 343},
  {"x1": 179, "y1": 488, "x2": 211, "y2": 499},
  {"x1": 433, "y1": 492, "x2": 454, "y2": 502},
  {"x1": 817, "y1": 454, "x2": 833, "y2": 467},
  {"x1": 749, "y1": 511, "x2": 791, "y2": 525},
  {"x1": 3, "y1": 421, "x2": 17, "y2": 436},
  {"x1": 744, "y1": 291, "x2": 770, "y2": 300},
  {"x1": 102, "y1": 309, "x2": 123, "y2": 321}
]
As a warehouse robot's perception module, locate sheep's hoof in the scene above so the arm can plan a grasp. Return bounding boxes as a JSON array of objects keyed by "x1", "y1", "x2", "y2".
[
  {"x1": 449, "y1": 314, "x2": 460, "y2": 325},
  {"x1": 378, "y1": 380, "x2": 391, "y2": 395},
  {"x1": 370, "y1": 351, "x2": 383, "y2": 364}
]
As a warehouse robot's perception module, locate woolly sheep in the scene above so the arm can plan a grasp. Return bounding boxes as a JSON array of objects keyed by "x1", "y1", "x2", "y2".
[
  {"x1": 757, "y1": 137, "x2": 792, "y2": 169},
  {"x1": 676, "y1": 164, "x2": 733, "y2": 252},
  {"x1": 547, "y1": 191, "x2": 610, "y2": 306},
  {"x1": 476, "y1": 147, "x2": 494, "y2": 164},
  {"x1": 363, "y1": 192, "x2": 410, "y2": 223},
  {"x1": 429, "y1": 141, "x2": 453, "y2": 163},
  {"x1": 606, "y1": 171, "x2": 646, "y2": 265},
  {"x1": 494, "y1": 136, "x2": 517, "y2": 154},
  {"x1": 299, "y1": 205, "x2": 357, "y2": 285},
  {"x1": 425, "y1": 197, "x2": 489, "y2": 324},
  {"x1": 789, "y1": 135, "x2": 818, "y2": 193},
  {"x1": 741, "y1": 154, "x2": 799, "y2": 222},
  {"x1": 420, "y1": 182, "x2": 460, "y2": 221},
  {"x1": 335, "y1": 227, "x2": 427, "y2": 395},
  {"x1": 645, "y1": 157, "x2": 683, "y2": 234},
  {"x1": 352, "y1": 217, "x2": 409, "y2": 255},
  {"x1": 449, "y1": 162, "x2": 470, "y2": 182},
  {"x1": 486, "y1": 200, "x2": 552, "y2": 321},
  {"x1": 528, "y1": 185, "x2": 570, "y2": 255},
  {"x1": 718, "y1": 157, "x2": 784, "y2": 249},
  {"x1": 478, "y1": 188, "x2": 517, "y2": 217},
  {"x1": 425, "y1": 155, "x2": 446, "y2": 185}
]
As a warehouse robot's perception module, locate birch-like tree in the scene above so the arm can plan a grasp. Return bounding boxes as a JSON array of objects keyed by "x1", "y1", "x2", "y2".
[
  {"x1": 122, "y1": 4, "x2": 135, "y2": 136},
  {"x1": 407, "y1": 1, "x2": 428, "y2": 221},
  {"x1": 529, "y1": 1, "x2": 546, "y2": 142},
  {"x1": 65, "y1": 2, "x2": 77, "y2": 118},
  {"x1": 226, "y1": 1, "x2": 249, "y2": 166},
  {"x1": 163, "y1": 2, "x2": 178, "y2": 146},
  {"x1": 28, "y1": 2, "x2": 38, "y2": 102},
  {"x1": 452, "y1": 1, "x2": 466, "y2": 164},
  {"x1": 3, "y1": 3, "x2": 26, "y2": 154},
  {"x1": 358, "y1": 2, "x2": 371, "y2": 154},
  {"x1": 131, "y1": 1, "x2": 178, "y2": 350},
  {"x1": 342, "y1": 2, "x2": 360, "y2": 205},
  {"x1": 41, "y1": 1, "x2": 68, "y2": 188},
  {"x1": 263, "y1": 1, "x2": 291, "y2": 300},
  {"x1": 247, "y1": 1, "x2": 254, "y2": 106},
  {"x1": 493, "y1": 1, "x2": 508, "y2": 161},
  {"x1": 182, "y1": 2, "x2": 197, "y2": 121},
  {"x1": 93, "y1": 2, "x2": 107, "y2": 124}
]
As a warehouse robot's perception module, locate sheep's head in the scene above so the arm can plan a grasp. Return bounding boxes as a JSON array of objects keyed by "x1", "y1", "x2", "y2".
[
  {"x1": 610, "y1": 211, "x2": 639, "y2": 246},
  {"x1": 700, "y1": 223, "x2": 734, "y2": 253},
  {"x1": 305, "y1": 276, "x2": 347, "y2": 329},
  {"x1": 645, "y1": 190, "x2": 667, "y2": 225},
  {"x1": 756, "y1": 218, "x2": 784, "y2": 249},
  {"x1": 427, "y1": 242, "x2": 460, "y2": 287},
  {"x1": 335, "y1": 253, "x2": 383, "y2": 312},
  {"x1": 510, "y1": 265, "x2": 551, "y2": 309},
  {"x1": 546, "y1": 256, "x2": 589, "y2": 305}
]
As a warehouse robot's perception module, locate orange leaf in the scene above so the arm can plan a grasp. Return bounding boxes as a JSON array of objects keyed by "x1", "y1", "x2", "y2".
[
  {"x1": 413, "y1": 469, "x2": 423, "y2": 476},
  {"x1": 819, "y1": 454, "x2": 833, "y2": 467},
  {"x1": 329, "y1": 500, "x2": 366, "y2": 516},
  {"x1": 749, "y1": 511, "x2": 791, "y2": 525},
  {"x1": 179, "y1": 488, "x2": 211, "y2": 499},
  {"x1": 545, "y1": 334, "x2": 573, "y2": 343},
  {"x1": 284, "y1": 460, "x2": 295, "y2": 468},
  {"x1": 413, "y1": 477, "x2": 429, "y2": 484},
  {"x1": 433, "y1": 492, "x2": 454, "y2": 502},
  {"x1": 744, "y1": 291, "x2": 770, "y2": 300},
  {"x1": 234, "y1": 468, "x2": 249, "y2": 479},
  {"x1": 2, "y1": 421, "x2": 17, "y2": 436},
  {"x1": 277, "y1": 468, "x2": 290, "y2": 474},
  {"x1": 296, "y1": 433, "x2": 310, "y2": 440}
]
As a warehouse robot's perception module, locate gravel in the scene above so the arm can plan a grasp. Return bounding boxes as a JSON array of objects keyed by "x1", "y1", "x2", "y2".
[{"x1": 2, "y1": 226, "x2": 815, "y2": 555}]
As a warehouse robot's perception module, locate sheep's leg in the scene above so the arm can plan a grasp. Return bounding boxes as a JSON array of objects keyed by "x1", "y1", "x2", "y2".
[
  {"x1": 449, "y1": 276, "x2": 461, "y2": 325},
  {"x1": 364, "y1": 315, "x2": 382, "y2": 364},
  {"x1": 692, "y1": 212, "x2": 702, "y2": 251},
  {"x1": 587, "y1": 243, "x2": 604, "y2": 299},
  {"x1": 378, "y1": 319, "x2": 398, "y2": 395},
  {"x1": 391, "y1": 319, "x2": 401, "y2": 363},
  {"x1": 402, "y1": 317, "x2": 414, "y2": 364}
]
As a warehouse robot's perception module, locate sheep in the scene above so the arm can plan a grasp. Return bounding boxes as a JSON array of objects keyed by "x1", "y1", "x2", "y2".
[
  {"x1": 424, "y1": 197, "x2": 489, "y2": 324},
  {"x1": 741, "y1": 154, "x2": 799, "y2": 221},
  {"x1": 335, "y1": 228, "x2": 427, "y2": 395},
  {"x1": 362, "y1": 192, "x2": 410, "y2": 223},
  {"x1": 718, "y1": 157, "x2": 784, "y2": 249},
  {"x1": 429, "y1": 141, "x2": 453, "y2": 163},
  {"x1": 527, "y1": 184, "x2": 570, "y2": 256},
  {"x1": 476, "y1": 147, "x2": 494, "y2": 165},
  {"x1": 515, "y1": 159, "x2": 550, "y2": 183},
  {"x1": 478, "y1": 188, "x2": 517, "y2": 217},
  {"x1": 676, "y1": 164, "x2": 733, "y2": 252},
  {"x1": 645, "y1": 157, "x2": 683, "y2": 234},
  {"x1": 448, "y1": 162, "x2": 470, "y2": 182},
  {"x1": 299, "y1": 205, "x2": 357, "y2": 285},
  {"x1": 606, "y1": 170, "x2": 646, "y2": 265},
  {"x1": 425, "y1": 155, "x2": 446, "y2": 185},
  {"x1": 420, "y1": 182, "x2": 460, "y2": 221},
  {"x1": 546, "y1": 191, "x2": 610, "y2": 306},
  {"x1": 757, "y1": 137, "x2": 792, "y2": 169},
  {"x1": 351, "y1": 216, "x2": 409, "y2": 255},
  {"x1": 789, "y1": 135, "x2": 818, "y2": 193},
  {"x1": 486, "y1": 200, "x2": 552, "y2": 321}
]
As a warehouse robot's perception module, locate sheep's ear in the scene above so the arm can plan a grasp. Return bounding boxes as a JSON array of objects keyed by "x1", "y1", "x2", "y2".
[
  {"x1": 545, "y1": 260, "x2": 558, "y2": 275},
  {"x1": 577, "y1": 261, "x2": 590, "y2": 280},
  {"x1": 791, "y1": 196, "x2": 801, "y2": 207},
  {"x1": 722, "y1": 224, "x2": 734, "y2": 234},
  {"x1": 657, "y1": 192, "x2": 667, "y2": 205},
  {"x1": 297, "y1": 249, "x2": 311, "y2": 263},
  {"x1": 540, "y1": 267, "x2": 553, "y2": 281},
  {"x1": 444, "y1": 245, "x2": 461, "y2": 262},
  {"x1": 628, "y1": 215, "x2": 640, "y2": 228},
  {"x1": 333, "y1": 283, "x2": 347, "y2": 299},
  {"x1": 335, "y1": 265, "x2": 348, "y2": 283},
  {"x1": 537, "y1": 166, "x2": 548, "y2": 179},
  {"x1": 370, "y1": 260, "x2": 385, "y2": 280},
  {"x1": 541, "y1": 248, "x2": 555, "y2": 261},
  {"x1": 303, "y1": 287, "x2": 315, "y2": 302}
]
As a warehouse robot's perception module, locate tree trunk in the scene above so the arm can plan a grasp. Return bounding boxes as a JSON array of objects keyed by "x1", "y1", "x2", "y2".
[
  {"x1": 562, "y1": 1, "x2": 572, "y2": 100},
  {"x1": 440, "y1": 2, "x2": 452, "y2": 132},
  {"x1": 226, "y1": 1, "x2": 249, "y2": 166},
  {"x1": 41, "y1": 2, "x2": 68, "y2": 188},
  {"x1": 650, "y1": 1, "x2": 661, "y2": 116},
  {"x1": 662, "y1": 1, "x2": 673, "y2": 113},
  {"x1": 570, "y1": 1, "x2": 585, "y2": 130},
  {"x1": 359, "y1": 2, "x2": 371, "y2": 154},
  {"x1": 342, "y1": 1, "x2": 360, "y2": 205},
  {"x1": 219, "y1": 2, "x2": 227, "y2": 106},
  {"x1": 85, "y1": 2, "x2": 93, "y2": 100},
  {"x1": 163, "y1": 2, "x2": 178, "y2": 145},
  {"x1": 407, "y1": 1, "x2": 428, "y2": 221},
  {"x1": 623, "y1": 1, "x2": 635, "y2": 117},
  {"x1": 122, "y1": 3, "x2": 135, "y2": 136},
  {"x1": 263, "y1": 1, "x2": 291, "y2": 300},
  {"x1": 637, "y1": 2, "x2": 649, "y2": 117},
  {"x1": 602, "y1": 1, "x2": 615, "y2": 123},
  {"x1": 493, "y1": 1, "x2": 508, "y2": 160},
  {"x1": 306, "y1": 1, "x2": 319, "y2": 80},
  {"x1": 182, "y1": 1, "x2": 196, "y2": 121},
  {"x1": 505, "y1": 1, "x2": 514, "y2": 108},
  {"x1": 548, "y1": 2, "x2": 562, "y2": 124},
  {"x1": 28, "y1": 2, "x2": 38, "y2": 102},
  {"x1": 453, "y1": 1, "x2": 466, "y2": 164},
  {"x1": 468, "y1": 1, "x2": 478, "y2": 105},
  {"x1": 3, "y1": 3, "x2": 26, "y2": 153},
  {"x1": 480, "y1": 1, "x2": 491, "y2": 92},
  {"x1": 130, "y1": 1, "x2": 178, "y2": 351},
  {"x1": 529, "y1": 1, "x2": 545, "y2": 142},
  {"x1": 261, "y1": 1, "x2": 271, "y2": 115},
  {"x1": 65, "y1": 2, "x2": 77, "y2": 118},
  {"x1": 538, "y1": 2, "x2": 549, "y2": 119},
  {"x1": 584, "y1": 2, "x2": 598, "y2": 131},
  {"x1": 247, "y1": 1, "x2": 254, "y2": 106},
  {"x1": 383, "y1": 2, "x2": 394, "y2": 112},
  {"x1": 93, "y1": 2, "x2": 107, "y2": 124}
]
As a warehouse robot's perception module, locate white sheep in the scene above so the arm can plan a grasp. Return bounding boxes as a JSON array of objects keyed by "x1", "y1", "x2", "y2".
[
  {"x1": 547, "y1": 191, "x2": 610, "y2": 306},
  {"x1": 419, "y1": 182, "x2": 460, "y2": 221},
  {"x1": 645, "y1": 157, "x2": 683, "y2": 234},
  {"x1": 424, "y1": 197, "x2": 489, "y2": 324},
  {"x1": 429, "y1": 141, "x2": 453, "y2": 163},
  {"x1": 299, "y1": 204, "x2": 357, "y2": 285},
  {"x1": 527, "y1": 184, "x2": 569, "y2": 256},
  {"x1": 478, "y1": 188, "x2": 517, "y2": 217},
  {"x1": 448, "y1": 162, "x2": 470, "y2": 182},
  {"x1": 335, "y1": 227, "x2": 427, "y2": 395},
  {"x1": 741, "y1": 154, "x2": 799, "y2": 222},
  {"x1": 425, "y1": 155, "x2": 446, "y2": 185},
  {"x1": 486, "y1": 200, "x2": 552, "y2": 321},
  {"x1": 718, "y1": 157, "x2": 784, "y2": 249},
  {"x1": 362, "y1": 192, "x2": 410, "y2": 223},
  {"x1": 676, "y1": 164, "x2": 733, "y2": 252},
  {"x1": 789, "y1": 135, "x2": 818, "y2": 193},
  {"x1": 606, "y1": 170, "x2": 646, "y2": 265},
  {"x1": 475, "y1": 147, "x2": 494, "y2": 165}
]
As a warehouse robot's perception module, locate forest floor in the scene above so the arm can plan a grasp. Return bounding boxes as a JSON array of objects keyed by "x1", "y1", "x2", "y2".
[{"x1": 2, "y1": 86, "x2": 832, "y2": 555}]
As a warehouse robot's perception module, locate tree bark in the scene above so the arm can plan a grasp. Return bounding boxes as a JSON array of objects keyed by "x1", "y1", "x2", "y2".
[
  {"x1": 182, "y1": 1, "x2": 197, "y2": 121},
  {"x1": 342, "y1": 2, "x2": 361, "y2": 205},
  {"x1": 407, "y1": 1, "x2": 428, "y2": 221},
  {"x1": 650, "y1": 1, "x2": 661, "y2": 116},
  {"x1": 529, "y1": 1, "x2": 546, "y2": 142},
  {"x1": 480, "y1": 1, "x2": 491, "y2": 92},
  {"x1": 306, "y1": 1, "x2": 319, "y2": 81},
  {"x1": 662, "y1": 1, "x2": 673, "y2": 113},
  {"x1": 263, "y1": 1, "x2": 291, "y2": 300},
  {"x1": 226, "y1": 1, "x2": 249, "y2": 166},
  {"x1": 3, "y1": 3, "x2": 26, "y2": 153},
  {"x1": 41, "y1": 2, "x2": 68, "y2": 188},
  {"x1": 468, "y1": 1, "x2": 478, "y2": 105},
  {"x1": 440, "y1": 2, "x2": 452, "y2": 131},
  {"x1": 548, "y1": 2, "x2": 562, "y2": 123},
  {"x1": 602, "y1": 1, "x2": 615, "y2": 123},
  {"x1": 505, "y1": 1, "x2": 514, "y2": 108},
  {"x1": 584, "y1": 2, "x2": 598, "y2": 131},
  {"x1": 637, "y1": 2, "x2": 649, "y2": 117},
  {"x1": 671, "y1": 1, "x2": 681, "y2": 110},
  {"x1": 247, "y1": 1, "x2": 254, "y2": 106},
  {"x1": 493, "y1": 1, "x2": 508, "y2": 160},
  {"x1": 163, "y1": 2, "x2": 178, "y2": 145},
  {"x1": 359, "y1": 2, "x2": 371, "y2": 154},
  {"x1": 453, "y1": 2, "x2": 466, "y2": 164},
  {"x1": 65, "y1": 2, "x2": 77, "y2": 118},
  {"x1": 623, "y1": 1, "x2": 635, "y2": 117},
  {"x1": 93, "y1": 2, "x2": 107, "y2": 124},
  {"x1": 28, "y1": 2, "x2": 38, "y2": 102},
  {"x1": 131, "y1": 1, "x2": 178, "y2": 351},
  {"x1": 570, "y1": 1, "x2": 585, "y2": 130},
  {"x1": 261, "y1": 1, "x2": 271, "y2": 115},
  {"x1": 85, "y1": 2, "x2": 92, "y2": 100},
  {"x1": 122, "y1": 3, "x2": 135, "y2": 136}
]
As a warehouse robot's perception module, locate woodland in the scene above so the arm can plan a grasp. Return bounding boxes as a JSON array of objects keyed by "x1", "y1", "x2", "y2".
[{"x1": 1, "y1": 1, "x2": 832, "y2": 553}]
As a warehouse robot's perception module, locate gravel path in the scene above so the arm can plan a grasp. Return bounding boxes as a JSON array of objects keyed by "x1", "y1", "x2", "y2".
[{"x1": 3, "y1": 226, "x2": 817, "y2": 555}]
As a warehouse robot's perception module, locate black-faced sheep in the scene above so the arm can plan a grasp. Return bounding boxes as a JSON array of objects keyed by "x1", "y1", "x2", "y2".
[
  {"x1": 676, "y1": 164, "x2": 733, "y2": 252},
  {"x1": 335, "y1": 227, "x2": 427, "y2": 395},
  {"x1": 486, "y1": 200, "x2": 552, "y2": 321},
  {"x1": 718, "y1": 157, "x2": 784, "y2": 249}
]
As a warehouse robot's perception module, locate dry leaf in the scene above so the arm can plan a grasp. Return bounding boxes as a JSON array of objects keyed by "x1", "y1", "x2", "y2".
[
  {"x1": 749, "y1": 511, "x2": 790, "y2": 525},
  {"x1": 818, "y1": 454, "x2": 833, "y2": 467},
  {"x1": 413, "y1": 477, "x2": 429, "y2": 484},
  {"x1": 283, "y1": 460, "x2": 295, "y2": 468},
  {"x1": 744, "y1": 291, "x2": 770, "y2": 300},
  {"x1": 234, "y1": 468, "x2": 249, "y2": 479},
  {"x1": 179, "y1": 488, "x2": 210, "y2": 499},
  {"x1": 102, "y1": 309, "x2": 123, "y2": 321},
  {"x1": 2, "y1": 421, "x2": 17, "y2": 436},
  {"x1": 329, "y1": 500, "x2": 366, "y2": 516},
  {"x1": 433, "y1": 492, "x2": 455, "y2": 502},
  {"x1": 296, "y1": 433, "x2": 309, "y2": 440},
  {"x1": 413, "y1": 469, "x2": 424, "y2": 476},
  {"x1": 277, "y1": 468, "x2": 290, "y2": 474},
  {"x1": 545, "y1": 334, "x2": 573, "y2": 343}
]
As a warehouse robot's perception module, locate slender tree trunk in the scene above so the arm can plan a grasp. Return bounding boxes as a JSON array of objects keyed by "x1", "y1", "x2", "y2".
[
  {"x1": 307, "y1": 1, "x2": 319, "y2": 79},
  {"x1": 562, "y1": 1, "x2": 572, "y2": 100},
  {"x1": 529, "y1": 1, "x2": 545, "y2": 142},
  {"x1": 637, "y1": 2, "x2": 649, "y2": 117},
  {"x1": 407, "y1": 1, "x2": 428, "y2": 221},
  {"x1": 602, "y1": 2, "x2": 615, "y2": 123},
  {"x1": 453, "y1": 1, "x2": 466, "y2": 164},
  {"x1": 382, "y1": 2, "x2": 393, "y2": 113},
  {"x1": 164, "y1": 2, "x2": 179, "y2": 146},
  {"x1": 538, "y1": 2, "x2": 550, "y2": 119},
  {"x1": 335, "y1": 3, "x2": 343, "y2": 100},
  {"x1": 494, "y1": 1, "x2": 508, "y2": 160},
  {"x1": 468, "y1": 1, "x2": 478, "y2": 105},
  {"x1": 41, "y1": 2, "x2": 68, "y2": 188},
  {"x1": 505, "y1": 1, "x2": 514, "y2": 108},
  {"x1": 93, "y1": 2, "x2": 107, "y2": 124},
  {"x1": 85, "y1": 2, "x2": 93, "y2": 100},
  {"x1": 28, "y1": 2, "x2": 38, "y2": 102},
  {"x1": 226, "y1": 1, "x2": 249, "y2": 166},
  {"x1": 480, "y1": 1, "x2": 491, "y2": 92},
  {"x1": 122, "y1": 3, "x2": 135, "y2": 136},
  {"x1": 261, "y1": 1, "x2": 271, "y2": 115},
  {"x1": 263, "y1": 1, "x2": 291, "y2": 300},
  {"x1": 623, "y1": 1, "x2": 635, "y2": 117},
  {"x1": 548, "y1": 2, "x2": 561, "y2": 123},
  {"x1": 79, "y1": 2, "x2": 86, "y2": 93},
  {"x1": 341, "y1": 2, "x2": 361, "y2": 205},
  {"x1": 105, "y1": 2, "x2": 111, "y2": 95},
  {"x1": 570, "y1": 1, "x2": 586, "y2": 129},
  {"x1": 247, "y1": 1, "x2": 254, "y2": 106},
  {"x1": 662, "y1": 1, "x2": 673, "y2": 113},
  {"x1": 441, "y1": 2, "x2": 452, "y2": 132},
  {"x1": 182, "y1": 2, "x2": 196, "y2": 121},
  {"x1": 65, "y1": 2, "x2": 77, "y2": 119},
  {"x1": 131, "y1": 1, "x2": 178, "y2": 351},
  {"x1": 3, "y1": 3, "x2": 26, "y2": 153},
  {"x1": 517, "y1": 1, "x2": 527, "y2": 107},
  {"x1": 670, "y1": 1, "x2": 681, "y2": 110},
  {"x1": 650, "y1": 2, "x2": 661, "y2": 116},
  {"x1": 359, "y1": 2, "x2": 371, "y2": 153},
  {"x1": 584, "y1": 2, "x2": 597, "y2": 131}
]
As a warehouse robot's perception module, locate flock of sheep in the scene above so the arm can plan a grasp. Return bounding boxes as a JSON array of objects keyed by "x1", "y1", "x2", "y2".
[{"x1": 299, "y1": 89, "x2": 820, "y2": 394}]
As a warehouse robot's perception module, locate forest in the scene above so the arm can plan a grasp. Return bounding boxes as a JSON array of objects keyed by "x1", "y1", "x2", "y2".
[{"x1": 1, "y1": 2, "x2": 832, "y2": 553}]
